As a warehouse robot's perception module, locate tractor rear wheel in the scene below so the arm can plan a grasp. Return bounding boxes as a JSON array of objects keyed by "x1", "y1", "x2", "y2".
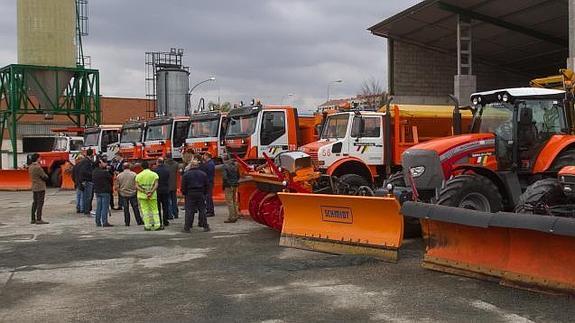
[
  {"x1": 437, "y1": 174, "x2": 503, "y2": 212},
  {"x1": 515, "y1": 178, "x2": 566, "y2": 215},
  {"x1": 551, "y1": 149, "x2": 575, "y2": 171}
]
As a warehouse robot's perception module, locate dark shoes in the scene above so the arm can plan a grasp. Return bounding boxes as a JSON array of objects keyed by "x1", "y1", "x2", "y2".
[
  {"x1": 35, "y1": 220, "x2": 49, "y2": 225},
  {"x1": 206, "y1": 213, "x2": 215, "y2": 217},
  {"x1": 224, "y1": 219, "x2": 237, "y2": 223},
  {"x1": 103, "y1": 223, "x2": 114, "y2": 227},
  {"x1": 203, "y1": 225, "x2": 211, "y2": 232}
]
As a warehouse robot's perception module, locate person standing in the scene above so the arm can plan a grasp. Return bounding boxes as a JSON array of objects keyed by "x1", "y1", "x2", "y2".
[
  {"x1": 111, "y1": 155, "x2": 124, "y2": 210},
  {"x1": 200, "y1": 153, "x2": 216, "y2": 217},
  {"x1": 154, "y1": 157, "x2": 171, "y2": 227},
  {"x1": 92, "y1": 158, "x2": 114, "y2": 227},
  {"x1": 223, "y1": 158, "x2": 240, "y2": 223},
  {"x1": 181, "y1": 159, "x2": 210, "y2": 232},
  {"x1": 28, "y1": 153, "x2": 49, "y2": 225},
  {"x1": 115, "y1": 162, "x2": 143, "y2": 226},
  {"x1": 71, "y1": 155, "x2": 85, "y2": 214},
  {"x1": 78, "y1": 149, "x2": 95, "y2": 216},
  {"x1": 135, "y1": 161, "x2": 161, "y2": 231},
  {"x1": 165, "y1": 155, "x2": 180, "y2": 219}
]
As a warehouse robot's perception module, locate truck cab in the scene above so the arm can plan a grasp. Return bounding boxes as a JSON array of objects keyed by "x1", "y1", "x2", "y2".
[
  {"x1": 38, "y1": 135, "x2": 84, "y2": 187},
  {"x1": 300, "y1": 111, "x2": 385, "y2": 182},
  {"x1": 82, "y1": 125, "x2": 121, "y2": 157},
  {"x1": 224, "y1": 102, "x2": 317, "y2": 162},
  {"x1": 183, "y1": 111, "x2": 228, "y2": 162},
  {"x1": 116, "y1": 121, "x2": 146, "y2": 161},
  {"x1": 142, "y1": 117, "x2": 190, "y2": 161}
]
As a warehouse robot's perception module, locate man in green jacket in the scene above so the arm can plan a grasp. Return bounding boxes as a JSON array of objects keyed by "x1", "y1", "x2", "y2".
[{"x1": 28, "y1": 153, "x2": 49, "y2": 224}]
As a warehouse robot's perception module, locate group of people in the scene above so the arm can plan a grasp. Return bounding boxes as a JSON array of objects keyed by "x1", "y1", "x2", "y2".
[{"x1": 27, "y1": 149, "x2": 242, "y2": 233}]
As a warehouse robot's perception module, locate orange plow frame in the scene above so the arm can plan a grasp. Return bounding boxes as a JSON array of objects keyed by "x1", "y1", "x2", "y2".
[
  {"x1": 278, "y1": 193, "x2": 404, "y2": 262},
  {"x1": 60, "y1": 162, "x2": 75, "y2": 190},
  {"x1": 402, "y1": 202, "x2": 575, "y2": 294},
  {"x1": 0, "y1": 169, "x2": 32, "y2": 191}
]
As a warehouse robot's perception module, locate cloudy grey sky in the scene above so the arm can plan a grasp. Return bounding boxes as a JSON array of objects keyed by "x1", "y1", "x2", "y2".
[{"x1": 0, "y1": 0, "x2": 420, "y2": 110}]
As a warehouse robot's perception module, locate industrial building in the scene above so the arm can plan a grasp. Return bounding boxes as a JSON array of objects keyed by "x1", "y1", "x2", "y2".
[{"x1": 369, "y1": 0, "x2": 575, "y2": 105}]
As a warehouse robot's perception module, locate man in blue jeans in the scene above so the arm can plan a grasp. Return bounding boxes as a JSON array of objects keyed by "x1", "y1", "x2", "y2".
[
  {"x1": 78, "y1": 149, "x2": 96, "y2": 216},
  {"x1": 165, "y1": 155, "x2": 180, "y2": 219},
  {"x1": 92, "y1": 158, "x2": 113, "y2": 227},
  {"x1": 72, "y1": 155, "x2": 85, "y2": 213},
  {"x1": 200, "y1": 153, "x2": 216, "y2": 217}
]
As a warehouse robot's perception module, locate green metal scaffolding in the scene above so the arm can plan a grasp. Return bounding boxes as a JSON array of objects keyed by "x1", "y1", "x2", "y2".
[{"x1": 0, "y1": 64, "x2": 101, "y2": 168}]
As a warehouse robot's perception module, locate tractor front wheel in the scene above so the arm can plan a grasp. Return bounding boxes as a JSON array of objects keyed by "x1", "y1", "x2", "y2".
[
  {"x1": 437, "y1": 174, "x2": 503, "y2": 212},
  {"x1": 515, "y1": 178, "x2": 566, "y2": 215}
]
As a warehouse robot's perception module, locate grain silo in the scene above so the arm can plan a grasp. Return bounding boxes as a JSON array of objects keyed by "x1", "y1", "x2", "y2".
[{"x1": 156, "y1": 68, "x2": 190, "y2": 117}]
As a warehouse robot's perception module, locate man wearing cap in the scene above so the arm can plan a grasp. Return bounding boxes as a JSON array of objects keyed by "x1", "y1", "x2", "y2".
[
  {"x1": 135, "y1": 161, "x2": 162, "y2": 231},
  {"x1": 181, "y1": 159, "x2": 210, "y2": 232},
  {"x1": 28, "y1": 153, "x2": 49, "y2": 225}
]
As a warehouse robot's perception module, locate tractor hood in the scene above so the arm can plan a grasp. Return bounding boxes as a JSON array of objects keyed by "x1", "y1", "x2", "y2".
[{"x1": 407, "y1": 133, "x2": 495, "y2": 156}]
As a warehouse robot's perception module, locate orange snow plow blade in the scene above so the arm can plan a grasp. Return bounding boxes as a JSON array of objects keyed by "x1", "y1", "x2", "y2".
[
  {"x1": 60, "y1": 162, "x2": 75, "y2": 190},
  {"x1": 278, "y1": 193, "x2": 403, "y2": 262},
  {"x1": 402, "y1": 202, "x2": 575, "y2": 294},
  {"x1": 0, "y1": 169, "x2": 32, "y2": 191}
]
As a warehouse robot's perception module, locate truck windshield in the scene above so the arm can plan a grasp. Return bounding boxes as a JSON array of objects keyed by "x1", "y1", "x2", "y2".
[
  {"x1": 121, "y1": 127, "x2": 143, "y2": 143},
  {"x1": 226, "y1": 114, "x2": 258, "y2": 137},
  {"x1": 146, "y1": 123, "x2": 171, "y2": 141},
  {"x1": 53, "y1": 138, "x2": 68, "y2": 151},
  {"x1": 321, "y1": 114, "x2": 349, "y2": 139},
  {"x1": 70, "y1": 140, "x2": 83, "y2": 151},
  {"x1": 189, "y1": 118, "x2": 219, "y2": 138},
  {"x1": 84, "y1": 132, "x2": 99, "y2": 146}
]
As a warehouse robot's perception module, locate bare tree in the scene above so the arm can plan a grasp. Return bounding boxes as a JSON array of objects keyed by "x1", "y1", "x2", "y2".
[{"x1": 358, "y1": 77, "x2": 388, "y2": 110}]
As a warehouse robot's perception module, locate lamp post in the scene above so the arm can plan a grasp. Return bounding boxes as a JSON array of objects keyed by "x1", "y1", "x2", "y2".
[
  {"x1": 281, "y1": 93, "x2": 294, "y2": 105},
  {"x1": 189, "y1": 76, "x2": 216, "y2": 113},
  {"x1": 326, "y1": 79, "x2": 343, "y2": 102}
]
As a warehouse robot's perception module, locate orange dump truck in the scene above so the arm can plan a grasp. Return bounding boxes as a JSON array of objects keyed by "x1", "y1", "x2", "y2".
[{"x1": 142, "y1": 116, "x2": 191, "y2": 161}]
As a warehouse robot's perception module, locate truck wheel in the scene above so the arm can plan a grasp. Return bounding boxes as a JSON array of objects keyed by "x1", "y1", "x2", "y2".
[
  {"x1": 437, "y1": 174, "x2": 503, "y2": 212},
  {"x1": 50, "y1": 167, "x2": 62, "y2": 188},
  {"x1": 515, "y1": 178, "x2": 565, "y2": 215},
  {"x1": 339, "y1": 174, "x2": 371, "y2": 195}
]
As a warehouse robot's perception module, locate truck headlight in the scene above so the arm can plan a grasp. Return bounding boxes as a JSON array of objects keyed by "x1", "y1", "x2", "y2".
[{"x1": 410, "y1": 166, "x2": 425, "y2": 178}]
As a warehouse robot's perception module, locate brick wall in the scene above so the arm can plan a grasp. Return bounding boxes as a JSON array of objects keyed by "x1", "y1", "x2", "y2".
[{"x1": 392, "y1": 41, "x2": 530, "y2": 104}]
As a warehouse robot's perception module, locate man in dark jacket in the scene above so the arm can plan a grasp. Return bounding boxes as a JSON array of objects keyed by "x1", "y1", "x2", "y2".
[
  {"x1": 28, "y1": 153, "x2": 49, "y2": 224},
  {"x1": 223, "y1": 158, "x2": 240, "y2": 223},
  {"x1": 200, "y1": 153, "x2": 216, "y2": 217},
  {"x1": 154, "y1": 157, "x2": 171, "y2": 227},
  {"x1": 181, "y1": 159, "x2": 210, "y2": 232},
  {"x1": 92, "y1": 158, "x2": 113, "y2": 227},
  {"x1": 165, "y1": 155, "x2": 179, "y2": 219}
]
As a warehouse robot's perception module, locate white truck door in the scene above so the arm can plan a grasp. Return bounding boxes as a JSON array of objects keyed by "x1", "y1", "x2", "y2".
[
  {"x1": 348, "y1": 115, "x2": 384, "y2": 165},
  {"x1": 258, "y1": 110, "x2": 288, "y2": 158}
]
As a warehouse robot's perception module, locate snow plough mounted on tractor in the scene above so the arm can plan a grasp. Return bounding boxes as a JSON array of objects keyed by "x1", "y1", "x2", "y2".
[{"x1": 401, "y1": 69, "x2": 575, "y2": 294}]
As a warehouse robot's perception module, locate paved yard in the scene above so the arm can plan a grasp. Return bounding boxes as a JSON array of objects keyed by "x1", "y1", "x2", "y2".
[{"x1": 0, "y1": 189, "x2": 573, "y2": 322}]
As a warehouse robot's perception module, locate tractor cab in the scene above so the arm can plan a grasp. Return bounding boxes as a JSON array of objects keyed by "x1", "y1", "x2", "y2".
[{"x1": 469, "y1": 88, "x2": 567, "y2": 172}]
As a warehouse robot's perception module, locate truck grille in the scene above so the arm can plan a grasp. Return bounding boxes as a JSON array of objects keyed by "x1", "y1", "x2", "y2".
[
  {"x1": 227, "y1": 146, "x2": 247, "y2": 158},
  {"x1": 307, "y1": 150, "x2": 319, "y2": 166}
]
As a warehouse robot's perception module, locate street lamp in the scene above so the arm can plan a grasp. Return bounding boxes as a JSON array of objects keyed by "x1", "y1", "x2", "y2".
[
  {"x1": 281, "y1": 93, "x2": 294, "y2": 105},
  {"x1": 326, "y1": 79, "x2": 343, "y2": 102},
  {"x1": 189, "y1": 76, "x2": 216, "y2": 113}
]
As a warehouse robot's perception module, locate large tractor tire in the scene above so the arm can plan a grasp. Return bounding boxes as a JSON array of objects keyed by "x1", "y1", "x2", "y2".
[
  {"x1": 50, "y1": 167, "x2": 62, "y2": 188},
  {"x1": 383, "y1": 171, "x2": 406, "y2": 189},
  {"x1": 551, "y1": 149, "x2": 575, "y2": 171},
  {"x1": 339, "y1": 174, "x2": 371, "y2": 195},
  {"x1": 514, "y1": 178, "x2": 566, "y2": 215},
  {"x1": 437, "y1": 174, "x2": 503, "y2": 212}
]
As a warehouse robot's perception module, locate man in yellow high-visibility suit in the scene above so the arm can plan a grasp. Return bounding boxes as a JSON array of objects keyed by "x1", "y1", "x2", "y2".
[{"x1": 135, "y1": 161, "x2": 162, "y2": 231}]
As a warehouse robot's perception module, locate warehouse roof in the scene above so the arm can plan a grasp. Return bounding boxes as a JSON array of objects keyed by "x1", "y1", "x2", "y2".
[{"x1": 369, "y1": 0, "x2": 569, "y2": 76}]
